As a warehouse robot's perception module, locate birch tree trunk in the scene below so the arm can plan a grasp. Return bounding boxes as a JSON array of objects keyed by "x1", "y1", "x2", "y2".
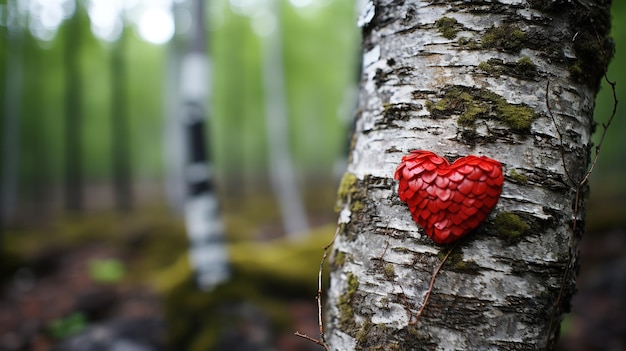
[
  {"x1": 326, "y1": 1, "x2": 613, "y2": 350},
  {"x1": 260, "y1": 0, "x2": 310, "y2": 237}
]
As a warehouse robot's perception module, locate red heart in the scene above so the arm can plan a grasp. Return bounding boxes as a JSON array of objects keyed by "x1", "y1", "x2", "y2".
[{"x1": 394, "y1": 150, "x2": 503, "y2": 245}]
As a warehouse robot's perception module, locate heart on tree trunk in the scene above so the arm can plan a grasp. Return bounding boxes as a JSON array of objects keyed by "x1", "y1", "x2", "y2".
[{"x1": 394, "y1": 150, "x2": 504, "y2": 245}]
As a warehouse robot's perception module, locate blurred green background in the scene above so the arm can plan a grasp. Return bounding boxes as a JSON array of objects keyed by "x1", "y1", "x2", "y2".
[{"x1": 0, "y1": 1, "x2": 624, "y2": 351}]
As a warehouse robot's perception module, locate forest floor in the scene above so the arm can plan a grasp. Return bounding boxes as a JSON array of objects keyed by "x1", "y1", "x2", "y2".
[{"x1": 0, "y1": 187, "x2": 624, "y2": 351}]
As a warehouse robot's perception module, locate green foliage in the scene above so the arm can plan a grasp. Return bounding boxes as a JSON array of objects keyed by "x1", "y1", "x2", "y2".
[
  {"x1": 48, "y1": 312, "x2": 88, "y2": 339},
  {"x1": 162, "y1": 225, "x2": 336, "y2": 350},
  {"x1": 590, "y1": 2, "x2": 626, "y2": 182},
  {"x1": 88, "y1": 258, "x2": 125, "y2": 284},
  {"x1": 6, "y1": 0, "x2": 360, "y2": 192},
  {"x1": 212, "y1": 1, "x2": 359, "y2": 176}
]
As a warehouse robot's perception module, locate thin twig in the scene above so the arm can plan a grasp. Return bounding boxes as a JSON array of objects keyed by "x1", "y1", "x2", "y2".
[
  {"x1": 411, "y1": 243, "x2": 459, "y2": 325},
  {"x1": 294, "y1": 226, "x2": 339, "y2": 351},
  {"x1": 294, "y1": 332, "x2": 331, "y2": 351},
  {"x1": 544, "y1": 73, "x2": 617, "y2": 349},
  {"x1": 376, "y1": 241, "x2": 391, "y2": 262},
  {"x1": 545, "y1": 80, "x2": 576, "y2": 185}
]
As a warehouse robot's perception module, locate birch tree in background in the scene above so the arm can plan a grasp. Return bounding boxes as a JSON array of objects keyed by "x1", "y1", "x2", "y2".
[
  {"x1": 326, "y1": 1, "x2": 613, "y2": 350},
  {"x1": 179, "y1": 0, "x2": 229, "y2": 290},
  {"x1": 259, "y1": 0, "x2": 309, "y2": 237},
  {"x1": 164, "y1": 2, "x2": 186, "y2": 214}
]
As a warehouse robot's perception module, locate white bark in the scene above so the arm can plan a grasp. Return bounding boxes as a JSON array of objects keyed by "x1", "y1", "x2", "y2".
[
  {"x1": 179, "y1": 0, "x2": 230, "y2": 290},
  {"x1": 260, "y1": 0, "x2": 309, "y2": 237},
  {"x1": 327, "y1": 1, "x2": 612, "y2": 350}
]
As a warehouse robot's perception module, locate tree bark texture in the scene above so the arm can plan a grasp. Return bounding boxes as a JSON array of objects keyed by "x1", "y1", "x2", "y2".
[{"x1": 326, "y1": 1, "x2": 612, "y2": 350}]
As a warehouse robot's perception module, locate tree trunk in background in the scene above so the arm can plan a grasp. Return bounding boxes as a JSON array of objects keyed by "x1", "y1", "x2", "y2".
[
  {"x1": 164, "y1": 1, "x2": 186, "y2": 214},
  {"x1": 260, "y1": 0, "x2": 309, "y2": 238},
  {"x1": 326, "y1": 1, "x2": 612, "y2": 350},
  {"x1": 180, "y1": 0, "x2": 230, "y2": 290},
  {"x1": 111, "y1": 24, "x2": 133, "y2": 212},
  {"x1": 64, "y1": 0, "x2": 83, "y2": 212},
  {"x1": 1, "y1": 0, "x2": 22, "y2": 225}
]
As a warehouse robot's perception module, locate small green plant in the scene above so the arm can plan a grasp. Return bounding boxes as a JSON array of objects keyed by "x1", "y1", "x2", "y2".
[
  {"x1": 48, "y1": 312, "x2": 87, "y2": 339},
  {"x1": 88, "y1": 258, "x2": 125, "y2": 284}
]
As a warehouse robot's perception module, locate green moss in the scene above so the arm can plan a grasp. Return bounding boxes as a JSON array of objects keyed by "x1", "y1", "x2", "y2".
[
  {"x1": 335, "y1": 172, "x2": 359, "y2": 212},
  {"x1": 437, "y1": 249, "x2": 465, "y2": 268},
  {"x1": 355, "y1": 320, "x2": 373, "y2": 345},
  {"x1": 458, "y1": 97, "x2": 489, "y2": 127},
  {"x1": 477, "y1": 57, "x2": 537, "y2": 80},
  {"x1": 478, "y1": 89, "x2": 536, "y2": 131},
  {"x1": 391, "y1": 246, "x2": 412, "y2": 254},
  {"x1": 382, "y1": 102, "x2": 392, "y2": 115},
  {"x1": 509, "y1": 169, "x2": 529, "y2": 184},
  {"x1": 494, "y1": 212, "x2": 530, "y2": 240},
  {"x1": 571, "y1": 31, "x2": 614, "y2": 88},
  {"x1": 429, "y1": 86, "x2": 536, "y2": 132},
  {"x1": 351, "y1": 200, "x2": 365, "y2": 212},
  {"x1": 435, "y1": 16, "x2": 460, "y2": 39},
  {"x1": 437, "y1": 246, "x2": 480, "y2": 274},
  {"x1": 476, "y1": 58, "x2": 505, "y2": 77},
  {"x1": 481, "y1": 24, "x2": 526, "y2": 52},
  {"x1": 338, "y1": 272, "x2": 360, "y2": 331},
  {"x1": 424, "y1": 100, "x2": 434, "y2": 111},
  {"x1": 516, "y1": 56, "x2": 536, "y2": 72},
  {"x1": 497, "y1": 101, "x2": 535, "y2": 131},
  {"x1": 371, "y1": 344, "x2": 401, "y2": 351},
  {"x1": 477, "y1": 61, "x2": 490, "y2": 70},
  {"x1": 568, "y1": 62, "x2": 583, "y2": 79},
  {"x1": 336, "y1": 172, "x2": 358, "y2": 200},
  {"x1": 477, "y1": 61, "x2": 494, "y2": 73},
  {"x1": 458, "y1": 36, "x2": 480, "y2": 49},
  {"x1": 407, "y1": 325, "x2": 421, "y2": 338},
  {"x1": 439, "y1": 246, "x2": 463, "y2": 266},
  {"x1": 383, "y1": 263, "x2": 396, "y2": 279},
  {"x1": 332, "y1": 251, "x2": 347, "y2": 268}
]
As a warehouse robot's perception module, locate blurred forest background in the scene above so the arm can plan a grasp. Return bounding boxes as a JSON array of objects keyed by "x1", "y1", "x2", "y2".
[{"x1": 0, "y1": 0, "x2": 624, "y2": 350}]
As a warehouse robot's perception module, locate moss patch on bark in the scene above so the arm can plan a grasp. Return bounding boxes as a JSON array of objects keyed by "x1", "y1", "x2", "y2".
[
  {"x1": 435, "y1": 16, "x2": 461, "y2": 39},
  {"x1": 338, "y1": 272, "x2": 360, "y2": 332},
  {"x1": 427, "y1": 86, "x2": 536, "y2": 133},
  {"x1": 495, "y1": 211, "x2": 530, "y2": 241}
]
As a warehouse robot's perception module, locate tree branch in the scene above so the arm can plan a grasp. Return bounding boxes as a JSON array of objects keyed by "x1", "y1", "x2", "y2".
[
  {"x1": 294, "y1": 226, "x2": 339, "y2": 351},
  {"x1": 411, "y1": 243, "x2": 459, "y2": 325},
  {"x1": 544, "y1": 73, "x2": 618, "y2": 349}
]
